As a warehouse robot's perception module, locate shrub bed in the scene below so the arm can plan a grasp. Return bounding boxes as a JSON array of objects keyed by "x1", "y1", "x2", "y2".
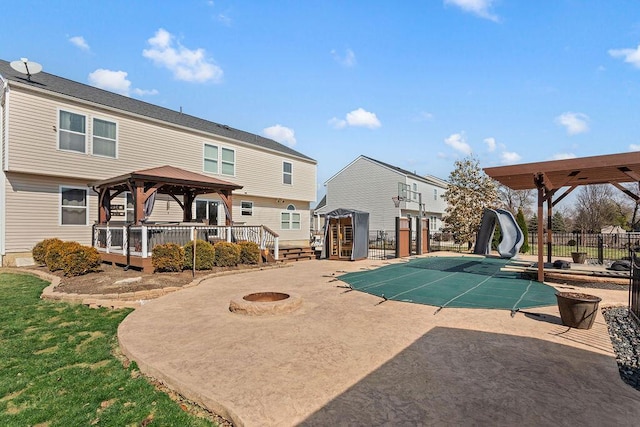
[
  {"x1": 62, "y1": 245, "x2": 102, "y2": 277},
  {"x1": 45, "y1": 241, "x2": 82, "y2": 272},
  {"x1": 32, "y1": 238, "x2": 63, "y2": 266}
]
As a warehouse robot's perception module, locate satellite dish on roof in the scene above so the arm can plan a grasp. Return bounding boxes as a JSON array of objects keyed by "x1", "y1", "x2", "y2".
[{"x1": 10, "y1": 58, "x2": 42, "y2": 81}]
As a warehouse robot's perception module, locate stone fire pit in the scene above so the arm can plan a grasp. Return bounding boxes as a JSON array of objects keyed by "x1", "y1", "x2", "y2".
[{"x1": 229, "y1": 292, "x2": 302, "y2": 316}]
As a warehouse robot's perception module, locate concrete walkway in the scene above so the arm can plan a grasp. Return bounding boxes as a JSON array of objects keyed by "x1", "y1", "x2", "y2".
[{"x1": 118, "y1": 255, "x2": 640, "y2": 426}]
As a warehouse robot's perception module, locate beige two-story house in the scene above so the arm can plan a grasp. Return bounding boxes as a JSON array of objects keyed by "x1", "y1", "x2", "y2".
[{"x1": 0, "y1": 59, "x2": 317, "y2": 266}]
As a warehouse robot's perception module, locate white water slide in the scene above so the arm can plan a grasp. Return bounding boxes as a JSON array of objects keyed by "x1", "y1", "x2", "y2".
[{"x1": 473, "y1": 208, "x2": 524, "y2": 258}]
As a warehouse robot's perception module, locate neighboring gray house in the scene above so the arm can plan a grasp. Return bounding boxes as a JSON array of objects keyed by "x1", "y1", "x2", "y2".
[{"x1": 316, "y1": 155, "x2": 448, "y2": 233}]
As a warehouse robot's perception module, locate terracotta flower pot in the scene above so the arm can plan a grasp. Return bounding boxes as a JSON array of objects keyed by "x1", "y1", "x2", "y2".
[
  {"x1": 555, "y1": 292, "x2": 601, "y2": 329},
  {"x1": 571, "y1": 252, "x2": 587, "y2": 264}
]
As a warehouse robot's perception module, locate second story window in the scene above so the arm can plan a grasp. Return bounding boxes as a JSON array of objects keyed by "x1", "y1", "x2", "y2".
[
  {"x1": 283, "y1": 161, "x2": 292, "y2": 184},
  {"x1": 59, "y1": 110, "x2": 86, "y2": 153},
  {"x1": 434, "y1": 189, "x2": 438, "y2": 200},
  {"x1": 92, "y1": 118, "x2": 117, "y2": 158},
  {"x1": 204, "y1": 144, "x2": 235, "y2": 176}
]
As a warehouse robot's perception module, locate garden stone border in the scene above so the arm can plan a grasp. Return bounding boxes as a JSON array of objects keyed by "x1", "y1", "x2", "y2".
[{"x1": 1, "y1": 263, "x2": 290, "y2": 310}]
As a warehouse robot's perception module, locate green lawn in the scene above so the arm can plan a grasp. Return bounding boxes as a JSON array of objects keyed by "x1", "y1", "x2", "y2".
[{"x1": 0, "y1": 273, "x2": 214, "y2": 426}]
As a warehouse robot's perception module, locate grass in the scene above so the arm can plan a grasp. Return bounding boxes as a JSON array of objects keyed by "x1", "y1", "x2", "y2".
[{"x1": 0, "y1": 273, "x2": 214, "y2": 426}]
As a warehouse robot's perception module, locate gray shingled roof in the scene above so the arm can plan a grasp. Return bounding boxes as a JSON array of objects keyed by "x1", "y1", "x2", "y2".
[
  {"x1": 0, "y1": 59, "x2": 315, "y2": 162},
  {"x1": 361, "y1": 155, "x2": 447, "y2": 186}
]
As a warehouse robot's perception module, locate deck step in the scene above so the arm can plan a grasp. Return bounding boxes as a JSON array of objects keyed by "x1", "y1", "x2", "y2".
[{"x1": 278, "y1": 247, "x2": 315, "y2": 262}]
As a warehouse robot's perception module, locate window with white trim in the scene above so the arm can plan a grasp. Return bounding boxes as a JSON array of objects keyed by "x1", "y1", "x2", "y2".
[
  {"x1": 241, "y1": 201, "x2": 253, "y2": 216},
  {"x1": 412, "y1": 183, "x2": 417, "y2": 200},
  {"x1": 434, "y1": 189, "x2": 438, "y2": 200},
  {"x1": 203, "y1": 143, "x2": 235, "y2": 176},
  {"x1": 281, "y1": 204, "x2": 300, "y2": 229},
  {"x1": 93, "y1": 118, "x2": 117, "y2": 158},
  {"x1": 61, "y1": 186, "x2": 87, "y2": 225},
  {"x1": 59, "y1": 110, "x2": 86, "y2": 153},
  {"x1": 283, "y1": 161, "x2": 292, "y2": 185}
]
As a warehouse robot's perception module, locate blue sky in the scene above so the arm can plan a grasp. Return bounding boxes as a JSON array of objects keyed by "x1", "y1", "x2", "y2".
[{"x1": 3, "y1": 0, "x2": 640, "y2": 203}]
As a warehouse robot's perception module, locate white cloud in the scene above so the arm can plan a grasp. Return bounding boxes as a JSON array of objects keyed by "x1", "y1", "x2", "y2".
[
  {"x1": 217, "y1": 14, "x2": 232, "y2": 25},
  {"x1": 331, "y1": 48, "x2": 357, "y2": 67},
  {"x1": 88, "y1": 69, "x2": 131, "y2": 96},
  {"x1": 329, "y1": 108, "x2": 381, "y2": 129},
  {"x1": 444, "y1": 0, "x2": 499, "y2": 22},
  {"x1": 263, "y1": 124, "x2": 297, "y2": 147},
  {"x1": 483, "y1": 137, "x2": 496, "y2": 152},
  {"x1": 69, "y1": 36, "x2": 90, "y2": 51},
  {"x1": 555, "y1": 112, "x2": 589, "y2": 135},
  {"x1": 417, "y1": 111, "x2": 434, "y2": 121},
  {"x1": 142, "y1": 28, "x2": 223, "y2": 83},
  {"x1": 609, "y1": 44, "x2": 640, "y2": 68},
  {"x1": 132, "y1": 88, "x2": 159, "y2": 96},
  {"x1": 550, "y1": 153, "x2": 577, "y2": 160},
  {"x1": 500, "y1": 151, "x2": 521, "y2": 164},
  {"x1": 629, "y1": 144, "x2": 640, "y2": 151},
  {"x1": 88, "y1": 69, "x2": 158, "y2": 97},
  {"x1": 444, "y1": 132, "x2": 472, "y2": 155}
]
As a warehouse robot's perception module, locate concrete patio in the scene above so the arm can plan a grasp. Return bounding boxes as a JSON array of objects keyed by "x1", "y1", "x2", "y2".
[{"x1": 117, "y1": 254, "x2": 640, "y2": 426}]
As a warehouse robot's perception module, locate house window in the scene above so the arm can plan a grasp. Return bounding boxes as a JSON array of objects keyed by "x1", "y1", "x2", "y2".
[
  {"x1": 434, "y1": 189, "x2": 438, "y2": 200},
  {"x1": 221, "y1": 148, "x2": 235, "y2": 175},
  {"x1": 93, "y1": 118, "x2": 117, "y2": 158},
  {"x1": 61, "y1": 186, "x2": 87, "y2": 225},
  {"x1": 204, "y1": 144, "x2": 218, "y2": 173},
  {"x1": 203, "y1": 144, "x2": 235, "y2": 176},
  {"x1": 412, "y1": 183, "x2": 417, "y2": 200},
  {"x1": 281, "y1": 205, "x2": 300, "y2": 230},
  {"x1": 241, "y1": 201, "x2": 253, "y2": 216},
  {"x1": 59, "y1": 110, "x2": 86, "y2": 153},
  {"x1": 283, "y1": 161, "x2": 292, "y2": 185}
]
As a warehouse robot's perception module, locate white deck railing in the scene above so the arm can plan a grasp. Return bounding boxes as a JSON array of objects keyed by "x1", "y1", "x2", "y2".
[{"x1": 92, "y1": 223, "x2": 279, "y2": 260}]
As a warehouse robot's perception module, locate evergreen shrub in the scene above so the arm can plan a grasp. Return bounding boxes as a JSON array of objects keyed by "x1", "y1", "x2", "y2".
[
  {"x1": 152, "y1": 243, "x2": 185, "y2": 272},
  {"x1": 214, "y1": 242, "x2": 240, "y2": 267},
  {"x1": 238, "y1": 241, "x2": 261, "y2": 265},
  {"x1": 32, "y1": 238, "x2": 63, "y2": 265},
  {"x1": 44, "y1": 241, "x2": 82, "y2": 272},
  {"x1": 63, "y1": 245, "x2": 102, "y2": 277},
  {"x1": 183, "y1": 239, "x2": 215, "y2": 270}
]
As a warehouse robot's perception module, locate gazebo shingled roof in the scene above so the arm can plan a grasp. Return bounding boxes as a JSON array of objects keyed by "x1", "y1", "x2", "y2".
[
  {"x1": 89, "y1": 165, "x2": 243, "y2": 225},
  {"x1": 483, "y1": 152, "x2": 640, "y2": 282}
]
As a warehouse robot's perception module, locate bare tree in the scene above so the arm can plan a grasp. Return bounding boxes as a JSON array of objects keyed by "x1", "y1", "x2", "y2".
[
  {"x1": 572, "y1": 184, "x2": 617, "y2": 232},
  {"x1": 496, "y1": 184, "x2": 535, "y2": 217}
]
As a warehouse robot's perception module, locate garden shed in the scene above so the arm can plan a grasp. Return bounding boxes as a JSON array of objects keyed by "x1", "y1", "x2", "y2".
[{"x1": 321, "y1": 209, "x2": 370, "y2": 261}]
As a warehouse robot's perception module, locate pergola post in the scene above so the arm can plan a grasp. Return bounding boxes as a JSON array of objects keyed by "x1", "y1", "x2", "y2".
[{"x1": 537, "y1": 185, "x2": 545, "y2": 282}]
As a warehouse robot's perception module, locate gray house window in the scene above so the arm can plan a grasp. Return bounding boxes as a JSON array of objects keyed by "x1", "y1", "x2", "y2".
[{"x1": 59, "y1": 110, "x2": 86, "y2": 153}]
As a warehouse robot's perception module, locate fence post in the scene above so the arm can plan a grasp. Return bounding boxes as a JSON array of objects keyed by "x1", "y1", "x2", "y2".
[
  {"x1": 395, "y1": 217, "x2": 401, "y2": 258},
  {"x1": 598, "y1": 235, "x2": 603, "y2": 264},
  {"x1": 141, "y1": 226, "x2": 148, "y2": 258}
]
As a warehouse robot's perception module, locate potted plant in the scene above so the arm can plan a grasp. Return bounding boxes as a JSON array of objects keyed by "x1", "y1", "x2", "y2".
[
  {"x1": 555, "y1": 292, "x2": 602, "y2": 329},
  {"x1": 568, "y1": 238, "x2": 587, "y2": 264}
]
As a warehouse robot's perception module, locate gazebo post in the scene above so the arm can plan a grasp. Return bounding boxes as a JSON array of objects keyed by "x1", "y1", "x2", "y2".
[
  {"x1": 183, "y1": 191, "x2": 195, "y2": 222},
  {"x1": 537, "y1": 184, "x2": 545, "y2": 282}
]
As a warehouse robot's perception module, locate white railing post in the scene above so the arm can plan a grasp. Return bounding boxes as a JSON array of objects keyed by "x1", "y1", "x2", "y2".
[
  {"x1": 274, "y1": 236, "x2": 279, "y2": 260},
  {"x1": 122, "y1": 226, "x2": 128, "y2": 256},
  {"x1": 141, "y1": 226, "x2": 148, "y2": 258},
  {"x1": 226, "y1": 226, "x2": 232, "y2": 243},
  {"x1": 106, "y1": 225, "x2": 111, "y2": 254}
]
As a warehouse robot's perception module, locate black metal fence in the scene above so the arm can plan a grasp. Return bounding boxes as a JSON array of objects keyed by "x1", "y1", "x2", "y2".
[
  {"x1": 529, "y1": 232, "x2": 640, "y2": 263},
  {"x1": 368, "y1": 230, "x2": 396, "y2": 260},
  {"x1": 428, "y1": 232, "x2": 466, "y2": 253}
]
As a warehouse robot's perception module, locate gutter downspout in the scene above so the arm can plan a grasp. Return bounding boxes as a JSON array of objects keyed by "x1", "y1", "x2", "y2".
[{"x1": 0, "y1": 78, "x2": 9, "y2": 263}]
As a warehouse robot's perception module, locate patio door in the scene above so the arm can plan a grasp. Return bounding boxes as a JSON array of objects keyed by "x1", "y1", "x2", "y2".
[{"x1": 195, "y1": 200, "x2": 219, "y2": 225}]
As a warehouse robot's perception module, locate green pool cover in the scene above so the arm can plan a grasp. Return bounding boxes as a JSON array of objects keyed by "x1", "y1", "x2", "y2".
[{"x1": 338, "y1": 256, "x2": 557, "y2": 311}]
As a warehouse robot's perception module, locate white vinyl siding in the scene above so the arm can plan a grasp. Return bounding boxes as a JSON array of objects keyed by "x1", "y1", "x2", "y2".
[
  {"x1": 92, "y1": 117, "x2": 117, "y2": 158},
  {"x1": 58, "y1": 110, "x2": 86, "y2": 153},
  {"x1": 283, "y1": 161, "x2": 292, "y2": 185},
  {"x1": 60, "y1": 186, "x2": 88, "y2": 225}
]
